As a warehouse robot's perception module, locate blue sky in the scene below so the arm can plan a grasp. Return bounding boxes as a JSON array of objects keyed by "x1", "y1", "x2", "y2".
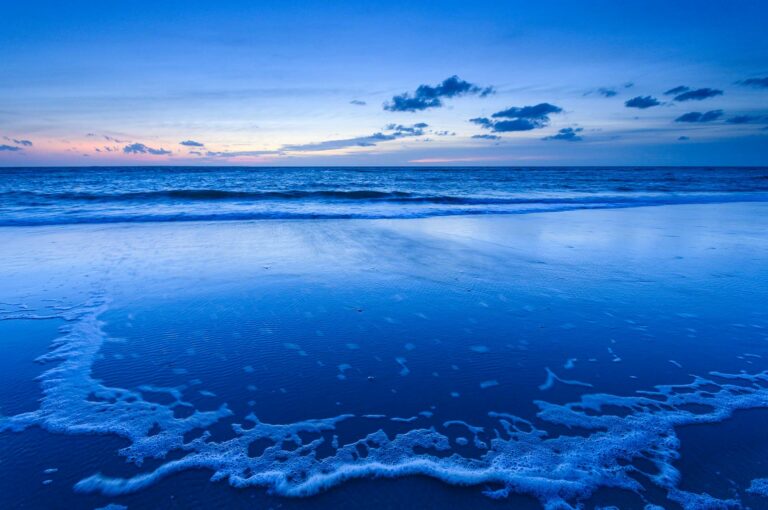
[{"x1": 1, "y1": 0, "x2": 767, "y2": 166}]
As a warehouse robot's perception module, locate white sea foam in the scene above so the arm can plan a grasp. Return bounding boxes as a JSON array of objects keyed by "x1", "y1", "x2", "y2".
[
  {"x1": 3, "y1": 301, "x2": 767, "y2": 509},
  {"x1": 538, "y1": 368, "x2": 593, "y2": 391}
]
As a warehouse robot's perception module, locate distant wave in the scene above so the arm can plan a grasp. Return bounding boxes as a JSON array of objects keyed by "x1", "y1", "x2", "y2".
[
  {"x1": 1, "y1": 192, "x2": 766, "y2": 226},
  {"x1": 8, "y1": 189, "x2": 423, "y2": 202},
  {"x1": 7, "y1": 188, "x2": 768, "y2": 205}
]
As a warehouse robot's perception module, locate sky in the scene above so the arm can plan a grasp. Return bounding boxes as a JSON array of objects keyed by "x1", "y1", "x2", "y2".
[{"x1": 1, "y1": 0, "x2": 767, "y2": 166}]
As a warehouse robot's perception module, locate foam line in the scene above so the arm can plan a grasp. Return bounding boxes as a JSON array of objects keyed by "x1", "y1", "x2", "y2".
[{"x1": 3, "y1": 302, "x2": 767, "y2": 509}]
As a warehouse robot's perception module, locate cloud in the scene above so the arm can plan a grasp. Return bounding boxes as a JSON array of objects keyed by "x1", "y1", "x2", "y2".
[
  {"x1": 189, "y1": 151, "x2": 203, "y2": 156},
  {"x1": 673, "y1": 88, "x2": 723, "y2": 101},
  {"x1": 284, "y1": 123, "x2": 427, "y2": 152},
  {"x1": 384, "y1": 123, "x2": 428, "y2": 135},
  {"x1": 597, "y1": 87, "x2": 617, "y2": 97},
  {"x1": 3, "y1": 136, "x2": 33, "y2": 146},
  {"x1": 180, "y1": 140, "x2": 204, "y2": 147},
  {"x1": 350, "y1": 100, "x2": 366, "y2": 106},
  {"x1": 678, "y1": 136, "x2": 690, "y2": 141},
  {"x1": 472, "y1": 134, "x2": 501, "y2": 140},
  {"x1": 0, "y1": 144, "x2": 21, "y2": 152},
  {"x1": 206, "y1": 123, "x2": 431, "y2": 157},
  {"x1": 105, "y1": 135, "x2": 126, "y2": 143},
  {"x1": 664, "y1": 86, "x2": 690, "y2": 95},
  {"x1": 737, "y1": 77, "x2": 768, "y2": 89},
  {"x1": 674, "y1": 110, "x2": 723, "y2": 123},
  {"x1": 542, "y1": 127, "x2": 584, "y2": 141},
  {"x1": 384, "y1": 75, "x2": 494, "y2": 112},
  {"x1": 492, "y1": 103, "x2": 563, "y2": 120},
  {"x1": 625, "y1": 96, "x2": 661, "y2": 109},
  {"x1": 123, "y1": 143, "x2": 172, "y2": 155},
  {"x1": 727, "y1": 115, "x2": 763, "y2": 124},
  {"x1": 206, "y1": 150, "x2": 277, "y2": 157},
  {"x1": 471, "y1": 103, "x2": 563, "y2": 132}
]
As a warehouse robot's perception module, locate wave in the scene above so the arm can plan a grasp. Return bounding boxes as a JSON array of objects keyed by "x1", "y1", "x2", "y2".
[
  {"x1": 1, "y1": 192, "x2": 766, "y2": 226},
  {"x1": 9, "y1": 189, "x2": 425, "y2": 202},
  {"x1": 9, "y1": 188, "x2": 768, "y2": 205}
]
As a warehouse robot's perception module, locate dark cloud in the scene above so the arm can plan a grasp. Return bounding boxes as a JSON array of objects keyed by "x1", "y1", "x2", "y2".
[
  {"x1": 384, "y1": 123, "x2": 428, "y2": 135},
  {"x1": 350, "y1": 100, "x2": 366, "y2": 106},
  {"x1": 105, "y1": 135, "x2": 126, "y2": 143},
  {"x1": 180, "y1": 140, "x2": 204, "y2": 147},
  {"x1": 625, "y1": 96, "x2": 661, "y2": 109},
  {"x1": 597, "y1": 87, "x2": 618, "y2": 97},
  {"x1": 123, "y1": 143, "x2": 172, "y2": 155},
  {"x1": 384, "y1": 75, "x2": 494, "y2": 112},
  {"x1": 542, "y1": 127, "x2": 584, "y2": 141},
  {"x1": 471, "y1": 118, "x2": 542, "y2": 132},
  {"x1": 491, "y1": 103, "x2": 563, "y2": 120},
  {"x1": 472, "y1": 134, "x2": 501, "y2": 140},
  {"x1": 737, "y1": 77, "x2": 768, "y2": 89},
  {"x1": 624, "y1": 82, "x2": 634, "y2": 88},
  {"x1": 727, "y1": 115, "x2": 763, "y2": 124},
  {"x1": 0, "y1": 144, "x2": 21, "y2": 152},
  {"x1": 189, "y1": 151, "x2": 203, "y2": 156},
  {"x1": 664, "y1": 86, "x2": 690, "y2": 95},
  {"x1": 434, "y1": 130, "x2": 455, "y2": 136},
  {"x1": 673, "y1": 88, "x2": 723, "y2": 101},
  {"x1": 471, "y1": 103, "x2": 563, "y2": 132},
  {"x1": 678, "y1": 136, "x2": 690, "y2": 141},
  {"x1": 674, "y1": 110, "x2": 723, "y2": 123}
]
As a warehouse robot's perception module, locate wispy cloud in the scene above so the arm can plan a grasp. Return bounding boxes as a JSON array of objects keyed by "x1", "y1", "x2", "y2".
[
  {"x1": 737, "y1": 77, "x2": 768, "y2": 89},
  {"x1": 597, "y1": 87, "x2": 617, "y2": 97},
  {"x1": 207, "y1": 123, "x2": 429, "y2": 157},
  {"x1": 283, "y1": 123, "x2": 427, "y2": 152},
  {"x1": 180, "y1": 140, "x2": 204, "y2": 147},
  {"x1": 3, "y1": 136, "x2": 33, "y2": 147},
  {"x1": 625, "y1": 96, "x2": 661, "y2": 109},
  {"x1": 543, "y1": 127, "x2": 584, "y2": 141},
  {"x1": 726, "y1": 115, "x2": 764, "y2": 124},
  {"x1": 123, "y1": 143, "x2": 172, "y2": 155},
  {"x1": 350, "y1": 100, "x2": 366, "y2": 106},
  {"x1": 471, "y1": 103, "x2": 563, "y2": 132},
  {"x1": 471, "y1": 134, "x2": 501, "y2": 140},
  {"x1": 205, "y1": 149, "x2": 277, "y2": 157},
  {"x1": 384, "y1": 75, "x2": 493, "y2": 112},
  {"x1": 0, "y1": 144, "x2": 21, "y2": 152},
  {"x1": 664, "y1": 86, "x2": 689, "y2": 95},
  {"x1": 674, "y1": 110, "x2": 723, "y2": 123}
]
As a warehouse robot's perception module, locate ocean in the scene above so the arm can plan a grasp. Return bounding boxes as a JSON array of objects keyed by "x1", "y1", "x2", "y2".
[
  {"x1": 1, "y1": 166, "x2": 767, "y2": 225},
  {"x1": 1, "y1": 167, "x2": 768, "y2": 509}
]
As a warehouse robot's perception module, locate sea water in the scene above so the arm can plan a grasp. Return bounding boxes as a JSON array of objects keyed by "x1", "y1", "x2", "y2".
[{"x1": 1, "y1": 167, "x2": 768, "y2": 509}]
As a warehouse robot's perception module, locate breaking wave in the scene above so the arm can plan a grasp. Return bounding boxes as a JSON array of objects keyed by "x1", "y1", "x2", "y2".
[{"x1": 2, "y1": 192, "x2": 767, "y2": 226}]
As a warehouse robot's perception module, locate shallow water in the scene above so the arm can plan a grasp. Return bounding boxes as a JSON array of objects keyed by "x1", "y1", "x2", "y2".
[{"x1": 1, "y1": 203, "x2": 768, "y2": 509}]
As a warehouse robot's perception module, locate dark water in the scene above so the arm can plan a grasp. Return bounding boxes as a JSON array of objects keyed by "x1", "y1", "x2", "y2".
[{"x1": 1, "y1": 166, "x2": 767, "y2": 225}]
